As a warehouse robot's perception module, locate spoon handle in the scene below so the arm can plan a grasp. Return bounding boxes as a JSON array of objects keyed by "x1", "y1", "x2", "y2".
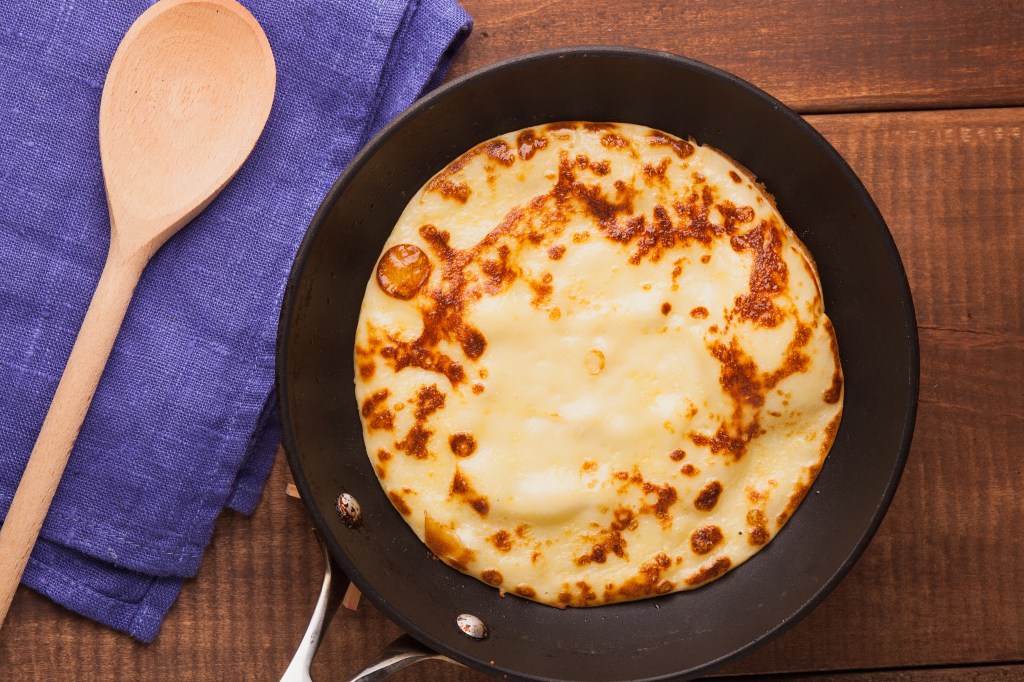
[{"x1": 0, "y1": 247, "x2": 145, "y2": 628}]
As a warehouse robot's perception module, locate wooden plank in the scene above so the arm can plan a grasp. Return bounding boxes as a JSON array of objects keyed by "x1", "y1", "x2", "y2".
[
  {"x1": 809, "y1": 108, "x2": 1024, "y2": 336},
  {"x1": 451, "y1": 0, "x2": 1024, "y2": 114},
  {"x1": 2, "y1": 109, "x2": 1022, "y2": 680},
  {"x1": 710, "y1": 663, "x2": 1024, "y2": 681}
]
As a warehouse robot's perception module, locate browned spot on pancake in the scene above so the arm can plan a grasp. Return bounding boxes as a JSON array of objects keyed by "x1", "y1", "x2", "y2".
[
  {"x1": 822, "y1": 411, "x2": 842, "y2": 456},
  {"x1": 670, "y1": 258, "x2": 684, "y2": 290},
  {"x1": 680, "y1": 463, "x2": 699, "y2": 476},
  {"x1": 573, "y1": 231, "x2": 590, "y2": 243},
  {"x1": 427, "y1": 139, "x2": 515, "y2": 203},
  {"x1": 449, "y1": 468, "x2": 489, "y2": 516},
  {"x1": 379, "y1": 340, "x2": 465, "y2": 386},
  {"x1": 600, "y1": 132, "x2": 633, "y2": 153},
  {"x1": 823, "y1": 319, "x2": 843, "y2": 403},
  {"x1": 661, "y1": 302, "x2": 672, "y2": 315},
  {"x1": 764, "y1": 323, "x2": 812, "y2": 389},
  {"x1": 393, "y1": 384, "x2": 446, "y2": 458},
  {"x1": 669, "y1": 449, "x2": 686, "y2": 461},
  {"x1": 685, "y1": 556, "x2": 732, "y2": 586},
  {"x1": 388, "y1": 490, "x2": 412, "y2": 516},
  {"x1": 611, "y1": 507, "x2": 638, "y2": 532},
  {"x1": 747, "y1": 509, "x2": 769, "y2": 545},
  {"x1": 713, "y1": 338, "x2": 765, "y2": 416},
  {"x1": 358, "y1": 360, "x2": 375, "y2": 380},
  {"x1": 426, "y1": 177, "x2": 470, "y2": 202},
  {"x1": 558, "y1": 591, "x2": 572, "y2": 605},
  {"x1": 690, "y1": 306, "x2": 708, "y2": 319},
  {"x1": 690, "y1": 337, "x2": 766, "y2": 461},
  {"x1": 602, "y1": 180, "x2": 735, "y2": 264},
  {"x1": 515, "y1": 524, "x2": 531, "y2": 538},
  {"x1": 489, "y1": 530, "x2": 513, "y2": 552},
  {"x1": 776, "y1": 471, "x2": 818, "y2": 528},
  {"x1": 449, "y1": 432, "x2": 477, "y2": 457},
  {"x1": 640, "y1": 481, "x2": 678, "y2": 526},
  {"x1": 514, "y1": 585, "x2": 537, "y2": 598},
  {"x1": 516, "y1": 128, "x2": 548, "y2": 161},
  {"x1": 424, "y1": 514, "x2": 476, "y2": 571},
  {"x1": 577, "y1": 581, "x2": 598, "y2": 603},
  {"x1": 395, "y1": 423, "x2": 431, "y2": 459},
  {"x1": 716, "y1": 201, "x2": 755, "y2": 233},
  {"x1": 414, "y1": 384, "x2": 445, "y2": 419},
  {"x1": 361, "y1": 389, "x2": 395, "y2": 432},
  {"x1": 481, "y1": 569, "x2": 503, "y2": 586},
  {"x1": 647, "y1": 130, "x2": 695, "y2": 159},
  {"x1": 361, "y1": 389, "x2": 389, "y2": 418},
  {"x1": 701, "y1": 253, "x2": 711, "y2": 264},
  {"x1": 730, "y1": 219, "x2": 789, "y2": 327},
  {"x1": 530, "y1": 273, "x2": 554, "y2": 306},
  {"x1": 584, "y1": 122, "x2": 617, "y2": 132},
  {"x1": 694, "y1": 480, "x2": 723, "y2": 511},
  {"x1": 729, "y1": 170, "x2": 742, "y2": 183},
  {"x1": 575, "y1": 506, "x2": 636, "y2": 567},
  {"x1": 480, "y1": 243, "x2": 517, "y2": 295},
  {"x1": 531, "y1": 551, "x2": 542, "y2": 564},
  {"x1": 690, "y1": 525, "x2": 724, "y2": 555},
  {"x1": 592, "y1": 160, "x2": 611, "y2": 175},
  {"x1": 690, "y1": 422, "x2": 761, "y2": 461},
  {"x1": 376, "y1": 244, "x2": 432, "y2": 300},
  {"x1": 612, "y1": 468, "x2": 644, "y2": 485},
  {"x1": 642, "y1": 157, "x2": 670, "y2": 184},
  {"x1": 375, "y1": 465, "x2": 386, "y2": 478},
  {"x1": 575, "y1": 529, "x2": 627, "y2": 566},
  {"x1": 547, "y1": 244, "x2": 566, "y2": 260},
  {"x1": 472, "y1": 383, "x2": 485, "y2": 394},
  {"x1": 604, "y1": 553, "x2": 673, "y2": 601}
]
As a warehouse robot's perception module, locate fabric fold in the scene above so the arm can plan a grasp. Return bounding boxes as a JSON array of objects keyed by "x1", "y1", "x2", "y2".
[{"x1": 0, "y1": 0, "x2": 471, "y2": 642}]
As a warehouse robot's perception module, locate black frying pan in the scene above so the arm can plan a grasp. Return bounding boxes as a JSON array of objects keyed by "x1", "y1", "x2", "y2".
[{"x1": 277, "y1": 47, "x2": 919, "y2": 681}]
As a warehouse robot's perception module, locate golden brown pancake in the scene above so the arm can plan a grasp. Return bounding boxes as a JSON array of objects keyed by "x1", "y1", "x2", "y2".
[{"x1": 354, "y1": 122, "x2": 843, "y2": 607}]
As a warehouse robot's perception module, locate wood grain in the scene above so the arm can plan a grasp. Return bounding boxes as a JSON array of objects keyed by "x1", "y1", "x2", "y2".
[
  {"x1": 2, "y1": 111, "x2": 1022, "y2": 681},
  {"x1": 452, "y1": 0, "x2": 1024, "y2": 114},
  {"x1": 714, "y1": 664, "x2": 1024, "y2": 681}
]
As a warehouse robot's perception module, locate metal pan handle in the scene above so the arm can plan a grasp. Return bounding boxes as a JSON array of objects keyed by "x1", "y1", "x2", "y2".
[{"x1": 280, "y1": 537, "x2": 455, "y2": 682}]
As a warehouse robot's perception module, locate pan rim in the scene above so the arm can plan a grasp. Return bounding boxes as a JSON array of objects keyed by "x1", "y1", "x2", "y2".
[{"x1": 276, "y1": 45, "x2": 920, "y2": 681}]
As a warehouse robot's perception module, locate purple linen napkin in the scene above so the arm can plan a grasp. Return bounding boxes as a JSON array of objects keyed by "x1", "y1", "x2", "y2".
[{"x1": 0, "y1": 0, "x2": 471, "y2": 642}]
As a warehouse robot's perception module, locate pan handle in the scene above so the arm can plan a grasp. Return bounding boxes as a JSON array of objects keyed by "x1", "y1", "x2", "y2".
[
  {"x1": 347, "y1": 632, "x2": 453, "y2": 681},
  {"x1": 280, "y1": 537, "x2": 346, "y2": 682},
  {"x1": 280, "y1": 536, "x2": 459, "y2": 682}
]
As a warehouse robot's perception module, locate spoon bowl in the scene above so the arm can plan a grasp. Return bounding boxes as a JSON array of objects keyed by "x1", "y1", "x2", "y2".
[{"x1": 101, "y1": 0, "x2": 276, "y2": 253}]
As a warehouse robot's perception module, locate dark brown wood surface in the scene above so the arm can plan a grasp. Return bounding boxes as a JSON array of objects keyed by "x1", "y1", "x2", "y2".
[
  {"x1": 3, "y1": 2, "x2": 1024, "y2": 681},
  {"x1": 449, "y1": 0, "x2": 1024, "y2": 114}
]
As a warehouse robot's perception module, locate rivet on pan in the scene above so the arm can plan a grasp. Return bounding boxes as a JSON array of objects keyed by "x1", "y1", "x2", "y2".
[
  {"x1": 336, "y1": 493, "x2": 362, "y2": 527},
  {"x1": 456, "y1": 613, "x2": 488, "y2": 640}
]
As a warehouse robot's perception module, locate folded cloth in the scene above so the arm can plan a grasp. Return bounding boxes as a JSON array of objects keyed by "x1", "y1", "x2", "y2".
[{"x1": 0, "y1": 0, "x2": 471, "y2": 642}]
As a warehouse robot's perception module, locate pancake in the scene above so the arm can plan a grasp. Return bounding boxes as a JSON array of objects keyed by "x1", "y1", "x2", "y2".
[{"x1": 353, "y1": 122, "x2": 843, "y2": 607}]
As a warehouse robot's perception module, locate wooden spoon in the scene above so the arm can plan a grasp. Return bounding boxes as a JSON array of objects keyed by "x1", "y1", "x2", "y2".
[{"x1": 0, "y1": 0, "x2": 275, "y2": 627}]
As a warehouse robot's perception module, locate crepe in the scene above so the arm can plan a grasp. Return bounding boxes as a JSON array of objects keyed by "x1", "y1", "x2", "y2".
[{"x1": 353, "y1": 122, "x2": 843, "y2": 607}]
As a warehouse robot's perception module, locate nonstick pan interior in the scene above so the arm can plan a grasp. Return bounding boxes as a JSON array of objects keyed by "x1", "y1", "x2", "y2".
[{"x1": 277, "y1": 47, "x2": 918, "y2": 681}]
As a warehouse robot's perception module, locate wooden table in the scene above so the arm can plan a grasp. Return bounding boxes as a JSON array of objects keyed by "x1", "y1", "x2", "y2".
[{"x1": 4, "y1": 1, "x2": 1024, "y2": 679}]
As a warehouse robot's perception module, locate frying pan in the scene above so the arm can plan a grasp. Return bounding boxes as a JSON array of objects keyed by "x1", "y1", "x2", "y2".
[{"x1": 276, "y1": 47, "x2": 919, "y2": 681}]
